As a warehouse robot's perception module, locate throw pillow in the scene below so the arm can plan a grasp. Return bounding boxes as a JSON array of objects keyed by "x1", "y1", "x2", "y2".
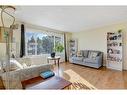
[
  {"x1": 88, "y1": 52, "x2": 98, "y2": 59},
  {"x1": 77, "y1": 51, "x2": 83, "y2": 57},
  {"x1": 22, "y1": 63, "x2": 28, "y2": 68},
  {"x1": 3, "y1": 59, "x2": 23, "y2": 72}
]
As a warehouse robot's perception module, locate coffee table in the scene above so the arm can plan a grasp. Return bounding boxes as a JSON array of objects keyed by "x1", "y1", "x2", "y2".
[{"x1": 22, "y1": 76, "x2": 72, "y2": 89}]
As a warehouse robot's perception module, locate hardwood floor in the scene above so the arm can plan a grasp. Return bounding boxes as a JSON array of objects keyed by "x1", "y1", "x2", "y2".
[
  {"x1": 0, "y1": 62, "x2": 127, "y2": 89},
  {"x1": 53, "y1": 62, "x2": 127, "y2": 89}
]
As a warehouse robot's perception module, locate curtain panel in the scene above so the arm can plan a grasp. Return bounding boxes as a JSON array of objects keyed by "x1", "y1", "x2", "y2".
[{"x1": 20, "y1": 24, "x2": 25, "y2": 57}]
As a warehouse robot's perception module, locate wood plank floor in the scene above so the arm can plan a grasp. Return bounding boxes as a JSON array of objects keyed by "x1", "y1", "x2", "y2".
[
  {"x1": 53, "y1": 62, "x2": 127, "y2": 89},
  {"x1": 0, "y1": 62, "x2": 127, "y2": 89}
]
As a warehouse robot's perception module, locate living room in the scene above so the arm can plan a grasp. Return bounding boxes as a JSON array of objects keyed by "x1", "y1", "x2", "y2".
[{"x1": 0, "y1": 5, "x2": 127, "y2": 92}]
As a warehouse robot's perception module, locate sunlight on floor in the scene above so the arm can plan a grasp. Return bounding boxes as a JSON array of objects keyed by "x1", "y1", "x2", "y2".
[{"x1": 64, "y1": 69, "x2": 97, "y2": 90}]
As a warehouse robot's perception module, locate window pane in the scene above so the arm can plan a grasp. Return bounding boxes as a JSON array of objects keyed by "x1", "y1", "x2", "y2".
[
  {"x1": 36, "y1": 33, "x2": 43, "y2": 55},
  {"x1": 55, "y1": 36, "x2": 61, "y2": 44},
  {"x1": 26, "y1": 32, "x2": 36, "y2": 55},
  {"x1": 25, "y1": 31, "x2": 63, "y2": 55},
  {"x1": 41, "y1": 35, "x2": 54, "y2": 54}
]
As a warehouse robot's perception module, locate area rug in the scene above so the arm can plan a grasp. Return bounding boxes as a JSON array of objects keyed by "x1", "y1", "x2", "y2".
[{"x1": 64, "y1": 69, "x2": 97, "y2": 90}]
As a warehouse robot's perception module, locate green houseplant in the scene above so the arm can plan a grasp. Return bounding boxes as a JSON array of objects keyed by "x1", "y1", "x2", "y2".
[
  {"x1": 51, "y1": 42, "x2": 64, "y2": 58},
  {"x1": 54, "y1": 42, "x2": 64, "y2": 53}
]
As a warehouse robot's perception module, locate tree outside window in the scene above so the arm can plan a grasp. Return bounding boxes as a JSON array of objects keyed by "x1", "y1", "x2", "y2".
[{"x1": 25, "y1": 31, "x2": 63, "y2": 55}]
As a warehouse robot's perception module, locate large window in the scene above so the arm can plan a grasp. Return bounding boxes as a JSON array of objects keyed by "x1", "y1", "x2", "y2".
[{"x1": 25, "y1": 30, "x2": 64, "y2": 56}]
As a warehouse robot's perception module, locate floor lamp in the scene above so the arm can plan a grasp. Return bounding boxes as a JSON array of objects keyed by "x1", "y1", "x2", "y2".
[{"x1": 0, "y1": 5, "x2": 16, "y2": 89}]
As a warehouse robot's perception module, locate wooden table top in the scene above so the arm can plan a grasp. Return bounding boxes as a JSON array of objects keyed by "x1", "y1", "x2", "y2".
[{"x1": 22, "y1": 76, "x2": 71, "y2": 90}]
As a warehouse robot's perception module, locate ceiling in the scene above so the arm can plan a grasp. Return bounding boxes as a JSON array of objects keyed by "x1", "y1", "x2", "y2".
[{"x1": 15, "y1": 6, "x2": 127, "y2": 32}]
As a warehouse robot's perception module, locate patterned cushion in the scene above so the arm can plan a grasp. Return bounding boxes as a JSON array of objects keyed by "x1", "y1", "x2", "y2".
[
  {"x1": 76, "y1": 51, "x2": 83, "y2": 57},
  {"x1": 88, "y1": 51, "x2": 99, "y2": 59}
]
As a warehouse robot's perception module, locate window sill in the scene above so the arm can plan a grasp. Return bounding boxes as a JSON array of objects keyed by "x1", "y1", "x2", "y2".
[{"x1": 24, "y1": 53, "x2": 64, "y2": 58}]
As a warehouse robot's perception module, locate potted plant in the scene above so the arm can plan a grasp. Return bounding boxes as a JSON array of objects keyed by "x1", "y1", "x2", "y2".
[{"x1": 51, "y1": 42, "x2": 64, "y2": 58}]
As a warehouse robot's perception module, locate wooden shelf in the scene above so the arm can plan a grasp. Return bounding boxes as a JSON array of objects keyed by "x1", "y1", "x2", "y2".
[{"x1": 107, "y1": 31, "x2": 123, "y2": 70}]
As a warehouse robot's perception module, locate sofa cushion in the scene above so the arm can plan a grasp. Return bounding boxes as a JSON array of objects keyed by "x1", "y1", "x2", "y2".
[
  {"x1": 83, "y1": 58, "x2": 98, "y2": 64},
  {"x1": 83, "y1": 50, "x2": 88, "y2": 58},
  {"x1": 76, "y1": 51, "x2": 83, "y2": 57},
  {"x1": 72, "y1": 57, "x2": 84, "y2": 61},
  {"x1": 88, "y1": 51, "x2": 100, "y2": 59}
]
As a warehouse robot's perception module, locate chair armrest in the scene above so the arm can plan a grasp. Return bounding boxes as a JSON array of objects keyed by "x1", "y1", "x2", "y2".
[
  {"x1": 19, "y1": 63, "x2": 53, "y2": 80},
  {"x1": 1, "y1": 63, "x2": 53, "y2": 89},
  {"x1": 95, "y1": 53, "x2": 103, "y2": 65},
  {"x1": 96, "y1": 55, "x2": 101, "y2": 60}
]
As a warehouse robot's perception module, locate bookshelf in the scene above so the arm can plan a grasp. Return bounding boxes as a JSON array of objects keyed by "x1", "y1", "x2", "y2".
[
  {"x1": 69, "y1": 39, "x2": 78, "y2": 62},
  {"x1": 107, "y1": 30, "x2": 123, "y2": 70}
]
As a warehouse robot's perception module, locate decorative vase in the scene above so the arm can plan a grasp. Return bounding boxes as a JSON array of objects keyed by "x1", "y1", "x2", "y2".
[{"x1": 51, "y1": 52, "x2": 55, "y2": 58}]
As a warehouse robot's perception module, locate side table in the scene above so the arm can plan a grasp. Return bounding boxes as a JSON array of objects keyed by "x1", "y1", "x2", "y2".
[{"x1": 47, "y1": 56, "x2": 60, "y2": 75}]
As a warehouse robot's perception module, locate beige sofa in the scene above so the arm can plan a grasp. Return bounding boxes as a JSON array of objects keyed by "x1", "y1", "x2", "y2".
[{"x1": 0, "y1": 58, "x2": 53, "y2": 89}]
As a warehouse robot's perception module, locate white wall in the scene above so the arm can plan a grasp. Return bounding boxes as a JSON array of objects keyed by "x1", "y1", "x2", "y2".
[{"x1": 72, "y1": 22, "x2": 127, "y2": 70}]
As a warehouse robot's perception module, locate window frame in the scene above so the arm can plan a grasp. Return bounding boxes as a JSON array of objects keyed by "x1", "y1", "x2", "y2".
[{"x1": 25, "y1": 29, "x2": 64, "y2": 56}]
